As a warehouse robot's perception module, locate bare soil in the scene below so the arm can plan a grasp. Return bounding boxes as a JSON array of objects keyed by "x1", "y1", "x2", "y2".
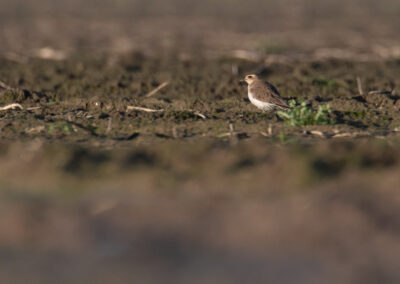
[{"x1": 1, "y1": 0, "x2": 400, "y2": 283}]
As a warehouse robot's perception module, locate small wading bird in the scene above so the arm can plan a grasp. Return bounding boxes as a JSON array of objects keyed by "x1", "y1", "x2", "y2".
[{"x1": 241, "y1": 74, "x2": 289, "y2": 111}]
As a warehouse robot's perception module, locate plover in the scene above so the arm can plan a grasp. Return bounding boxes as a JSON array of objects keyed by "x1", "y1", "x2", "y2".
[{"x1": 242, "y1": 74, "x2": 289, "y2": 111}]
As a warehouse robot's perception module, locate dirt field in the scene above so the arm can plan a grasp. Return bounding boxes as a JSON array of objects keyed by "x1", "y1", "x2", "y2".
[{"x1": 1, "y1": 0, "x2": 400, "y2": 283}]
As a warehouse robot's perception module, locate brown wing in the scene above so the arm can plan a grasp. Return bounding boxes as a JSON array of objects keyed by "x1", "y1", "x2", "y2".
[{"x1": 250, "y1": 80, "x2": 290, "y2": 110}]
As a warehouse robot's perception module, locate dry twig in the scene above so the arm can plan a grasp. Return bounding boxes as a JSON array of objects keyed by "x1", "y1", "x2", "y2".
[
  {"x1": 106, "y1": 117, "x2": 112, "y2": 134},
  {"x1": 229, "y1": 123, "x2": 235, "y2": 133},
  {"x1": 356, "y1": 77, "x2": 363, "y2": 95},
  {"x1": 267, "y1": 124, "x2": 273, "y2": 136},
  {"x1": 0, "y1": 103, "x2": 23, "y2": 111},
  {"x1": 26, "y1": 106, "x2": 41, "y2": 111},
  {"x1": 260, "y1": 125, "x2": 273, "y2": 137},
  {"x1": 332, "y1": 131, "x2": 370, "y2": 138},
  {"x1": 193, "y1": 111, "x2": 207, "y2": 119},
  {"x1": 368, "y1": 90, "x2": 391, "y2": 95},
  {"x1": 0, "y1": 80, "x2": 16, "y2": 91},
  {"x1": 218, "y1": 124, "x2": 235, "y2": 138},
  {"x1": 303, "y1": 130, "x2": 328, "y2": 138},
  {"x1": 127, "y1": 106, "x2": 165, "y2": 112},
  {"x1": 145, "y1": 81, "x2": 169, "y2": 98},
  {"x1": 172, "y1": 127, "x2": 178, "y2": 138},
  {"x1": 27, "y1": 126, "x2": 45, "y2": 133},
  {"x1": 217, "y1": 123, "x2": 249, "y2": 141}
]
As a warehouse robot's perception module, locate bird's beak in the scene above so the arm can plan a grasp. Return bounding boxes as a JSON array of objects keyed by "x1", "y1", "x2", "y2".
[{"x1": 239, "y1": 80, "x2": 247, "y2": 86}]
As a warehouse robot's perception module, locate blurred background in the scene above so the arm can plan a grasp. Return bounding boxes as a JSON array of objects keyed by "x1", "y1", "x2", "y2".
[
  {"x1": 1, "y1": 0, "x2": 400, "y2": 58},
  {"x1": 1, "y1": 1, "x2": 400, "y2": 283}
]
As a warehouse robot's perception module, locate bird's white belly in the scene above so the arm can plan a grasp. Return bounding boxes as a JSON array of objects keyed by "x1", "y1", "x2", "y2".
[{"x1": 248, "y1": 91, "x2": 276, "y2": 111}]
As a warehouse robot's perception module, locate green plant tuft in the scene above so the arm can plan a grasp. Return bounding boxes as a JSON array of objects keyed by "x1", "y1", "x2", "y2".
[{"x1": 277, "y1": 100, "x2": 335, "y2": 126}]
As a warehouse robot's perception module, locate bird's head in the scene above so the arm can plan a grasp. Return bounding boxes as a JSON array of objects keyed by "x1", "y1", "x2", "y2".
[{"x1": 243, "y1": 74, "x2": 258, "y2": 85}]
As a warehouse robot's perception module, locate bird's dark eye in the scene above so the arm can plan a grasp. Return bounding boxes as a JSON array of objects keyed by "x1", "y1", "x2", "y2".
[{"x1": 248, "y1": 76, "x2": 253, "y2": 78}]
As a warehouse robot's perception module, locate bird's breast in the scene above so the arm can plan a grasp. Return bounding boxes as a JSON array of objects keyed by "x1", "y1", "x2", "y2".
[{"x1": 248, "y1": 91, "x2": 275, "y2": 111}]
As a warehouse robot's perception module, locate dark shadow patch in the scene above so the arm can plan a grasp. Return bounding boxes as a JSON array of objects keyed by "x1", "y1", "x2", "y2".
[
  {"x1": 351, "y1": 95, "x2": 367, "y2": 103},
  {"x1": 113, "y1": 132, "x2": 140, "y2": 141},
  {"x1": 231, "y1": 157, "x2": 255, "y2": 171},
  {"x1": 236, "y1": 132, "x2": 250, "y2": 140},
  {"x1": 312, "y1": 157, "x2": 345, "y2": 178},
  {"x1": 122, "y1": 150, "x2": 156, "y2": 168},
  {"x1": 98, "y1": 113, "x2": 110, "y2": 119},
  {"x1": 314, "y1": 96, "x2": 332, "y2": 103},
  {"x1": 333, "y1": 111, "x2": 367, "y2": 128},
  {"x1": 155, "y1": 133, "x2": 172, "y2": 139},
  {"x1": 345, "y1": 120, "x2": 367, "y2": 129},
  {"x1": 124, "y1": 64, "x2": 141, "y2": 72},
  {"x1": 63, "y1": 147, "x2": 110, "y2": 174}
]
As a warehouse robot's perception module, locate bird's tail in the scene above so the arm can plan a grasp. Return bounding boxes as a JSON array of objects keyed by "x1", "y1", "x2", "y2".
[{"x1": 277, "y1": 104, "x2": 290, "y2": 111}]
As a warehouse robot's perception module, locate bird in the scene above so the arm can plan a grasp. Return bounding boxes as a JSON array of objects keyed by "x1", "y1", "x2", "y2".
[{"x1": 241, "y1": 74, "x2": 289, "y2": 111}]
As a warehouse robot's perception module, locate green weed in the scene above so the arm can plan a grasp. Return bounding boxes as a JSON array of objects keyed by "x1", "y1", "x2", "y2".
[
  {"x1": 48, "y1": 121, "x2": 75, "y2": 134},
  {"x1": 277, "y1": 100, "x2": 335, "y2": 127}
]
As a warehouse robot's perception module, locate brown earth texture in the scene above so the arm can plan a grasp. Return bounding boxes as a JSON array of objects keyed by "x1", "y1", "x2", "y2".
[{"x1": 1, "y1": 0, "x2": 400, "y2": 283}]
